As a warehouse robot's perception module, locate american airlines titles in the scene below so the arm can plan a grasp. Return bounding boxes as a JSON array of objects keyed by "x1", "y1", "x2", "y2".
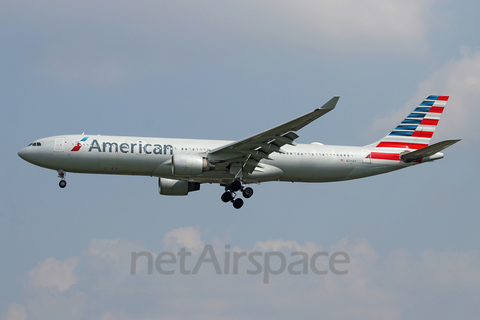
[{"x1": 88, "y1": 139, "x2": 173, "y2": 155}]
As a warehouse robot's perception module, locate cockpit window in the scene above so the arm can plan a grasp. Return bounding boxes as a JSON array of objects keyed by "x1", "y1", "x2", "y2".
[{"x1": 28, "y1": 142, "x2": 42, "y2": 147}]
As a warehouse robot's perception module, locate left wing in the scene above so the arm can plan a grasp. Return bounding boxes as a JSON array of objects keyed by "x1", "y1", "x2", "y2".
[{"x1": 210, "y1": 96, "x2": 339, "y2": 175}]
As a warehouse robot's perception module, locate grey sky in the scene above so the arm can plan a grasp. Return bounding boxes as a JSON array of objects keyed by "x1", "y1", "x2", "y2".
[{"x1": 1, "y1": 1, "x2": 479, "y2": 319}]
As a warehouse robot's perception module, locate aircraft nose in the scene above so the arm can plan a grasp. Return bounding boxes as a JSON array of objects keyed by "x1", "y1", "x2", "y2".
[{"x1": 18, "y1": 147, "x2": 28, "y2": 161}]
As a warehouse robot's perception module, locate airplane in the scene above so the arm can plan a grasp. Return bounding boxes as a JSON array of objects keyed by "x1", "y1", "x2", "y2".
[{"x1": 18, "y1": 95, "x2": 460, "y2": 209}]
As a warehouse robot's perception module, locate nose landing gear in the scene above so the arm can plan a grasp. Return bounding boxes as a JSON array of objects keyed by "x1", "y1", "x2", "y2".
[
  {"x1": 58, "y1": 170, "x2": 67, "y2": 188},
  {"x1": 221, "y1": 181, "x2": 254, "y2": 209}
]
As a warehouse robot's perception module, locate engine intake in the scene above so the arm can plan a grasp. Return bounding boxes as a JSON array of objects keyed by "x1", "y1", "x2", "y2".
[
  {"x1": 158, "y1": 178, "x2": 200, "y2": 196},
  {"x1": 172, "y1": 154, "x2": 214, "y2": 176}
]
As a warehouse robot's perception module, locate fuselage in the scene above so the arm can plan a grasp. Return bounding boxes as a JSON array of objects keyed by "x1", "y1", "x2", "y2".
[{"x1": 18, "y1": 134, "x2": 420, "y2": 185}]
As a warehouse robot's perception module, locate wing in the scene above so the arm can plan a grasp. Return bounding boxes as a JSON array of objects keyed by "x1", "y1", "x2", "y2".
[{"x1": 210, "y1": 96, "x2": 339, "y2": 175}]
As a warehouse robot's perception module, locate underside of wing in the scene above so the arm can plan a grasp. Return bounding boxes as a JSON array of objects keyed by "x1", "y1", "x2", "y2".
[{"x1": 209, "y1": 96, "x2": 339, "y2": 175}]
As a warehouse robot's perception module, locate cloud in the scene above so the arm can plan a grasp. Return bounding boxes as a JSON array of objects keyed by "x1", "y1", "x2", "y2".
[
  {"x1": 163, "y1": 226, "x2": 205, "y2": 253},
  {"x1": 2, "y1": 304, "x2": 27, "y2": 320},
  {"x1": 2, "y1": 0, "x2": 437, "y2": 89},
  {"x1": 264, "y1": 0, "x2": 433, "y2": 53},
  {"x1": 3, "y1": 0, "x2": 435, "y2": 51},
  {"x1": 416, "y1": 47, "x2": 480, "y2": 141},
  {"x1": 8, "y1": 227, "x2": 480, "y2": 319},
  {"x1": 371, "y1": 47, "x2": 480, "y2": 143},
  {"x1": 253, "y1": 239, "x2": 321, "y2": 254},
  {"x1": 28, "y1": 256, "x2": 79, "y2": 292},
  {"x1": 383, "y1": 246, "x2": 480, "y2": 290}
]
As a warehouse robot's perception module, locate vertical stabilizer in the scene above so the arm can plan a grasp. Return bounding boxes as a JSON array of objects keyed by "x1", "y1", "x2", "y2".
[{"x1": 374, "y1": 95, "x2": 448, "y2": 150}]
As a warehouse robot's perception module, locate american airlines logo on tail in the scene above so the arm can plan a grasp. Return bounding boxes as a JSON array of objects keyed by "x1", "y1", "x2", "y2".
[
  {"x1": 376, "y1": 95, "x2": 448, "y2": 150},
  {"x1": 368, "y1": 95, "x2": 450, "y2": 162},
  {"x1": 71, "y1": 136, "x2": 89, "y2": 151}
]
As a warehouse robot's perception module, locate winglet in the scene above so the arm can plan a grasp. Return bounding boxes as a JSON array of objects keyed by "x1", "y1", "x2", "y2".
[
  {"x1": 319, "y1": 96, "x2": 339, "y2": 110},
  {"x1": 289, "y1": 96, "x2": 339, "y2": 132}
]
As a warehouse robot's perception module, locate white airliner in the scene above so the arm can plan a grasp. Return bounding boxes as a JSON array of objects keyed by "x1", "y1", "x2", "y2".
[{"x1": 18, "y1": 95, "x2": 460, "y2": 208}]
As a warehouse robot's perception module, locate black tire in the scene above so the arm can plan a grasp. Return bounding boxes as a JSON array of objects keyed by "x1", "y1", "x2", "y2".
[
  {"x1": 59, "y1": 180, "x2": 67, "y2": 188},
  {"x1": 242, "y1": 187, "x2": 254, "y2": 198},
  {"x1": 233, "y1": 198, "x2": 244, "y2": 209},
  {"x1": 230, "y1": 180, "x2": 242, "y2": 192},
  {"x1": 221, "y1": 192, "x2": 232, "y2": 203}
]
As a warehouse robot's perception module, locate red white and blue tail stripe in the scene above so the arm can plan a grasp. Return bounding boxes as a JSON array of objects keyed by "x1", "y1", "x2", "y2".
[{"x1": 376, "y1": 95, "x2": 448, "y2": 150}]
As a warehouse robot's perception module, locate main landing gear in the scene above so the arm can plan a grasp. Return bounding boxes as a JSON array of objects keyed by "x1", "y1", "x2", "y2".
[
  {"x1": 221, "y1": 180, "x2": 254, "y2": 209},
  {"x1": 58, "y1": 170, "x2": 67, "y2": 188}
]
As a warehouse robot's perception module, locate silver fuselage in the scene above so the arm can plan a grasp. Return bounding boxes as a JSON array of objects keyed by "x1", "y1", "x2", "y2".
[{"x1": 18, "y1": 134, "x2": 420, "y2": 185}]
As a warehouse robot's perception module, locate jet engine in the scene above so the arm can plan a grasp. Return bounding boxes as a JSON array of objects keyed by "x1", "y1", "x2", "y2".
[
  {"x1": 158, "y1": 178, "x2": 200, "y2": 196},
  {"x1": 171, "y1": 154, "x2": 214, "y2": 176}
]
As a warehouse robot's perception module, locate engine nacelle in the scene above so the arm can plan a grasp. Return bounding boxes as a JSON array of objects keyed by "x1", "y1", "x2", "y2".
[
  {"x1": 158, "y1": 178, "x2": 200, "y2": 196},
  {"x1": 171, "y1": 154, "x2": 214, "y2": 176}
]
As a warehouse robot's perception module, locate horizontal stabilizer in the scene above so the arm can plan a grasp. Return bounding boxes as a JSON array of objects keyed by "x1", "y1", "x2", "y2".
[{"x1": 401, "y1": 139, "x2": 461, "y2": 162}]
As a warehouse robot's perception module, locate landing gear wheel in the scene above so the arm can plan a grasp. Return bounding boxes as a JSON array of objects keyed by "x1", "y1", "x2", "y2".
[
  {"x1": 233, "y1": 198, "x2": 244, "y2": 209},
  {"x1": 230, "y1": 180, "x2": 242, "y2": 192},
  {"x1": 59, "y1": 180, "x2": 67, "y2": 188},
  {"x1": 242, "y1": 187, "x2": 254, "y2": 198},
  {"x1": 221, "y1": 192, "x2": 233, "y2": 203}
]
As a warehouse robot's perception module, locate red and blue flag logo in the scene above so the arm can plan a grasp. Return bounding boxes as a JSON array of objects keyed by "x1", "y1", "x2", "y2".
[{"x1": 71, "y1": 136, "x2": 89, "y2": 151}]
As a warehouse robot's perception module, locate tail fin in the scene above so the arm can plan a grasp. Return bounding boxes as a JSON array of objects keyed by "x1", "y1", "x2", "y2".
[{"x1": 373, "y1": 95, "x2": 448, "y2": 150}]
